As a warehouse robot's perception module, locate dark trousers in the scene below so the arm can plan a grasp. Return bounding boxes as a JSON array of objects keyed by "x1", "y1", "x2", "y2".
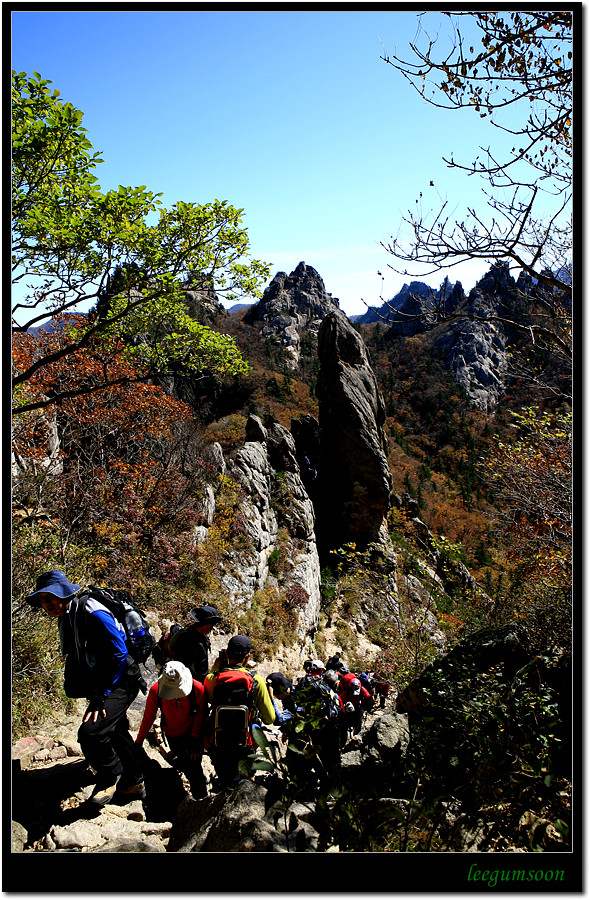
[
  {"x1": 78, "y1": 681, "x2": 143, "y2": 786},
  {"x1": 166, "y1": 735, "x2": 208, "y2": 799},
  {"x1": 209, "y1": 746, "x2": 250, "y2": 789}
]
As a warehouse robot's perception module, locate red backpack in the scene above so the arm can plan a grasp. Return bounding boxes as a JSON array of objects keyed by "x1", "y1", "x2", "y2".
[{"x1": 209, "y1": 668, "x2": 256, "y2": 750}]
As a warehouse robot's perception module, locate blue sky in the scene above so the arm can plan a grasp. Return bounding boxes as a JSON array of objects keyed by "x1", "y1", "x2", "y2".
[{"x1": 11, "y1": 8, "x2": 513, "y2": 317}]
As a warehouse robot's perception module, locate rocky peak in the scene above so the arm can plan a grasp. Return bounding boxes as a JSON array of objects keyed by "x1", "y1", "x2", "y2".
[
  {"x1": 430, "y1": 264, "x2": 521, "y2": 412},
  {"x1": 183, "y1": 282, "x2": 227, "y2": 323},
  {"x1": 360, "y1": 279, "x2": 464, "y2": 331},
  {"x1": 244, "y1": 262, "x2": 341, "y2": 366},
  {"x1": 314, "y1": 310, "x2": 393, "y2": 555}
]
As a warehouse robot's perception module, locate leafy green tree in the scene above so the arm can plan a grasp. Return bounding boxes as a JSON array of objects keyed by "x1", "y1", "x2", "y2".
[{"x1": 12, "y1": 70, "x2": 270, "y2": 416}]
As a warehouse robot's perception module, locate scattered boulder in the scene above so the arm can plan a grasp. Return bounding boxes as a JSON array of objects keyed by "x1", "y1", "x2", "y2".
[
  {"x1": 340, "y1": 712, "x2": 410, "y2": 786},
  {"x1": 12, "y1": 820, "x2": 28, "y2": 853},
  {"x1": 168, "y1": 778, "x2": 321, "y2": 852}
]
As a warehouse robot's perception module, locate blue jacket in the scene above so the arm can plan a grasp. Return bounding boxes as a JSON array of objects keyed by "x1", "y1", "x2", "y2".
[
  {"x1": 59, "y1": 593, "x2": 129, "y2": 699},
  {"x1": 271, "y1": 698, "x2": 294, "y2": 725}
]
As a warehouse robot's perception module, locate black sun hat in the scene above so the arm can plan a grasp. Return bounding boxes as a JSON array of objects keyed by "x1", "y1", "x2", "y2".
[
  {"x1": 266, "y1": 672, "x2": 292, "y2": 694},
  {"x1": 189, "y1": 605, "x2": 221, "y2": 626}
]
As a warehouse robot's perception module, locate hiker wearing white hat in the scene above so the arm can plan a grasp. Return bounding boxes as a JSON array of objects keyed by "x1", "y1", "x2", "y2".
[{"x1": 136, "y1": 661, "x2": 208, "y2": 798}]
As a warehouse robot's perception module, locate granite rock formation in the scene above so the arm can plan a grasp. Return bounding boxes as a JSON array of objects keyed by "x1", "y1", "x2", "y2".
[
  {"x1": 359, "y1": 278, "x2": 463, "y2": 333},
  {"x1": 315, "y1": 310, "x2": 393, "y2": 555},
  {"x1": 244, "y1": 261, "x2": 341, "y2": 366}
]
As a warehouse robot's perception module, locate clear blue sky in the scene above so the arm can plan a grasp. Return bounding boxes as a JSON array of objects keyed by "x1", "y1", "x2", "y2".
[{"x1": 12, "y1": 8, "x2": 507, "y2": 316}]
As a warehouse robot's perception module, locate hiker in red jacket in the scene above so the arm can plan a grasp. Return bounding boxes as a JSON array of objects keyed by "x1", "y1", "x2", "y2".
[
  {"x1": 338, "y1": 672, "x2": 374, "y2": 736},
  {"x1": 136, "y1": 661, "x2": 207, "y2": 798}
]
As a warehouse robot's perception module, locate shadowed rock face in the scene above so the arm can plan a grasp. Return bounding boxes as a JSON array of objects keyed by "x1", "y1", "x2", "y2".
[{"x1": 315, "y1": 311, "x2": 393, "y2": 555}]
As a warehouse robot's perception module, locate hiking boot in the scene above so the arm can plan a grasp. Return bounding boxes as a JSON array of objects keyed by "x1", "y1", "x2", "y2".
[
  {"x1": 89, "y1": 775, "x2": 121, "y2": 806},
  {"x1": 115, "y1": 779, "x2": 146, "y2": 801}
]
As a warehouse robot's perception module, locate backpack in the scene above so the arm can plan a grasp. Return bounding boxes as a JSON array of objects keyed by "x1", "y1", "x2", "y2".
[
  {"x1": 294, "y1": 675, "x2": 341, "y2": 727},
  {"x1": 152, "y1": 623, "x2": 185, "y2": 670},
  {"x1": 210, "y1": 668, "x2": 256, "y2": 751},
  {"x1": 86, "y1": 586, "x2": 155, "y2": 665}
]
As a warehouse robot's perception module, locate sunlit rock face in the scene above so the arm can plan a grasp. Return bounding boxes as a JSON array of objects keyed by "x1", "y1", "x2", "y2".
[{"x1": 244, "y1": 261, "x2": 341, "y2": 366}]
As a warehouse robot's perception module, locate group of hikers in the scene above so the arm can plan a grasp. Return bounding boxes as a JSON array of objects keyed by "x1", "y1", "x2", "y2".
[{"x1": 24, "y1": 569, "x2": 388, "y2": 807}]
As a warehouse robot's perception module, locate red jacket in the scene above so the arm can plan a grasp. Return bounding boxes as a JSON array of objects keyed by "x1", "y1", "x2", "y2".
[
  {"x1": 338, "y1": 672, "x2": 372, "y2": 709},
  {"x1": 136, "y1": 679, "x2": 206, "y2": 744}
]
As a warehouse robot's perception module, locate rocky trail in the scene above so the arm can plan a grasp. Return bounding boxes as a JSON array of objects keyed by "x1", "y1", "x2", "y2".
[{"x1": 11, "y1": 648, "x2": 398, "y2": 854}]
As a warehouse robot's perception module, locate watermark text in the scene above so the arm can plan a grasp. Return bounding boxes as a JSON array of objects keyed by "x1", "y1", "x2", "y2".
[{"x1": 468, "y1": 862, "x2": 565, "y2": 888}]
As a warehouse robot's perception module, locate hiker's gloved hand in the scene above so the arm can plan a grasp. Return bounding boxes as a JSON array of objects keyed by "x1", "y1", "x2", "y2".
[
  {"x1": 84, "y1": 695, "x2": 107, "y2": 723},
  {"x1": 345, "y1": 701, "x2": 355, "y2": 713}
]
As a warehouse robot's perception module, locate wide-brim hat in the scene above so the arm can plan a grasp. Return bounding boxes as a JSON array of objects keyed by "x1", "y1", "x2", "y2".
[
  {"x1": 189, "y1": 605, "x2": 221, "y2": 626},
  {"x1": 158, "y1": 661, "x2": 193, "y2": 700},
  {"x1": 25, "y1": 570, "x2": 82, "y2": 607}
]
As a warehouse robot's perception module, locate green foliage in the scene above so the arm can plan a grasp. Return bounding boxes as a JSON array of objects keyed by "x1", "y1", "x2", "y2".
[
  {"x1": 11, "y1": 529, "x2": 81, "y2": 737},
  {"x1": 398, "y1": 644, "x2": 571, "y2": 850},
  {"x1": 236, "y1": 579, "x2": 309, "y2": 657},
  {"x1": 11, "y1": 602, "x2": 75, "y2": 737},
  {"x1": 12, "y1": 70, "x2": 269, "y2": 416}
]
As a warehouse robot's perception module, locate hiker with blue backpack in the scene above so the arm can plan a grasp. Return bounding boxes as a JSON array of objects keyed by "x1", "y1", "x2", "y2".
[
  {"x1": 203, "y1": 635, "x2": 276, "y2": 790},
  {"x1": 25, "y1": 570, "x2": 147, "y2": 806},
  {"x1": 135, "y1": 660, "x2": 208, "y2": 799}
]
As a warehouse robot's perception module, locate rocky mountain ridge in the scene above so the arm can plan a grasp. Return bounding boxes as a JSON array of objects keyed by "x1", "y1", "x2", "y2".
[
  {"x1": 12, "y1": 256, "x2": 572, "y2": 861},
  {"x1": 238, "y1": 259, "x2": 557, "y2": 413}
]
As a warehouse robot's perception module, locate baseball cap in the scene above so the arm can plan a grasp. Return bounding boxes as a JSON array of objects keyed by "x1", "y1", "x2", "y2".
[{"x1": 226, "y1": 635, "x2": 252, "y2": 660}]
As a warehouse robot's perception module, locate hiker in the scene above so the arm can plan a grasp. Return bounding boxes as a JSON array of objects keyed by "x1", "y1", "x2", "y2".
[
  {"x1": 295, "y1": 658, "x2": 323, "y2": 687},
  {"x1": 285, "y1": 658, "x2": 343, "y2": 788},
  {"x1": 152, "y1": 622, "x2": 184, "y2": 673},
  {"x1": 359, "y1": 672, "x2": 375, "y2": 703},
  {"x1": 326, "y1": 653, "x2": 349, "y2": 676},
  {"x1": 25, "y1": 570, "x2": 145, "y2": 806},
  {"x1": 167, "y1": 604, "x2": 221, "y2": 683},
  {"x1": 135, "y1": 661, "x2": 207, "y2": 799},
  {"x1": 266, "y1": 672, "x2": 297, "y2": 726},
  {"x1": 322, "y1": 668, "x2": 341, "y2": 694},
  {"x1": 373, "y1": 676, "x2": 390, "y2": 709},
  {"x1": 203, "y1": 635, "x2": 276, "y2": 789},
  {"x1": 338, "y1": 672, "x2": 374, "y2": 736}
]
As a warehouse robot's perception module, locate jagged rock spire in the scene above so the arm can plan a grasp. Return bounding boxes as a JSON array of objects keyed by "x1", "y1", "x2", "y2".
[{"x1": 315, "y1": 310, "x2": 393, "y2": 555}]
